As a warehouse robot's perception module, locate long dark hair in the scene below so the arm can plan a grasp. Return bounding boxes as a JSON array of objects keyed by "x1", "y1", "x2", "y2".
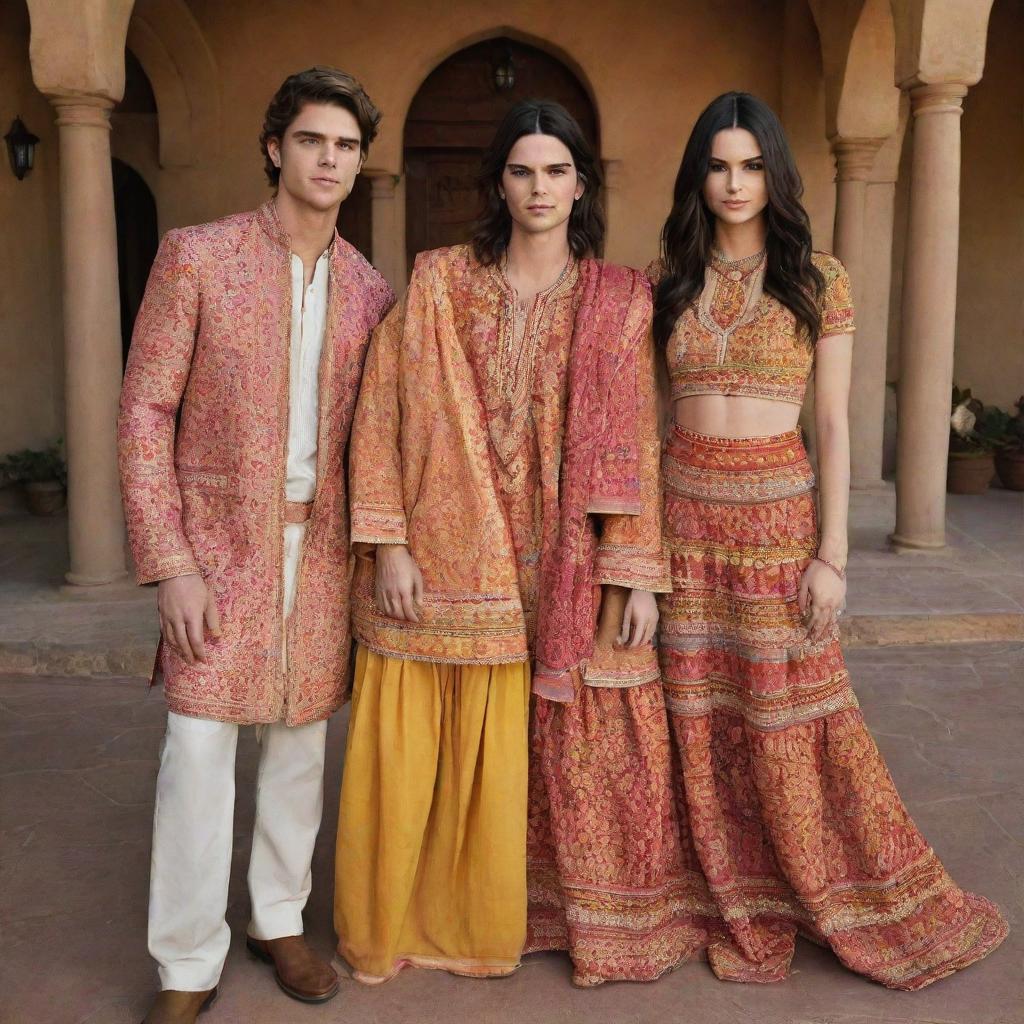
[
  {"x1": 653, "y1": 92, "x2": 824, "y2": 349},
  {"x1": 471, "y1": 99, "x2": 604, "y2": 266}
]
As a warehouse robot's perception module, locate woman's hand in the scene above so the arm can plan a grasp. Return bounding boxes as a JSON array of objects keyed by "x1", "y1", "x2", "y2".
[
  {"x1": 619, "y1": 589, "x2": 659, "y2": 648},
  {"x1": 375, "y1": 544, "x2": 424, "y2": 621},
  {"x1": 798, "y1": 560, "x2": 847, "y2": 642}
]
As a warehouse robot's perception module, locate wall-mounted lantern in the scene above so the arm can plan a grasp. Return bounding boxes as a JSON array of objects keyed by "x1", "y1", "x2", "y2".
[
  {"x1": 493, "y1": 48, "x2": 516, "y2": 92},
  {"x1": 5, "y1": 117, "x2": 39, "y2": 181}
]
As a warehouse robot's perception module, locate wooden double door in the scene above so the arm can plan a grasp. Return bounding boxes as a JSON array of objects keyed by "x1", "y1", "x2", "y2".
[{"x1": 404, "y1": 37, "x2": 597, "y2": 270}]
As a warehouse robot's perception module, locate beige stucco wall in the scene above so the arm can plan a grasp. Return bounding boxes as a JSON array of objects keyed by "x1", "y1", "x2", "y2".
[
  {"x1": 1, "y1": 0, "x2": 841, "y2": 460},
  {"x1": 781, "y1": 0, "x2": 835, "y2": 253},
  {"x1": 139, "y1": 0, "x2": 832, "y2": 267},
  {"x1": 0, "y1": 0, "x2": 64, "y2": 455},
  {"x1": 953, "y1": 0, "x2": 1023, "y2": 412}
]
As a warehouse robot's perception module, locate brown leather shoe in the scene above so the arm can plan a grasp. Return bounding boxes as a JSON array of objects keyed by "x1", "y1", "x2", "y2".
[
  {"x1": 246, "y1": 935, "x2": 339, "y2": 1003},
  {"x1": 141, "y1": 987, "x2": 218, "y2": 1024}
]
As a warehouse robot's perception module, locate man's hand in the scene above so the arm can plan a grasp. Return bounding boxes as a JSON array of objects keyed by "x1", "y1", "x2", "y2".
[
  {"x1": 619, "y1": 589, "x2": 658, "y2": 648},
  {"x1": 596, "y1": 586, "x2": 658, "y2": 649},
  {"x1": 157, "y1": 573, "x2": 221, "y2": 665},
  {"x1": 375, "y1": 545, "x2": 424, "y2": 622}
]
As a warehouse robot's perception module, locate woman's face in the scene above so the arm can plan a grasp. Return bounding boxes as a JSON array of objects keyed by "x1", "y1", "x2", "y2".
[
  {"x1": 499, "y1": 133, "x2": 584, "y2": 241},
  {"x1": 702, "y1": 127, "x2": 768, "y2": 228}
]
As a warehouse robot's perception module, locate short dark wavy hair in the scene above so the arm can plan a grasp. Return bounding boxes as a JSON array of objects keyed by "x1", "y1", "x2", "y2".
[
  {"x1": 472, "y1": 99, "x2": 604, "y2": 266},
  {"x1": 259, "y1": 66, "x2": 381, "y2": 187}
]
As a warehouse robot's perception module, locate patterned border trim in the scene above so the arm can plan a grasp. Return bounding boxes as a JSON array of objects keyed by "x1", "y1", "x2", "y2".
[
  {"x1": 584, "y1": 666, "x2": 661, "y2": 688},
  {"x1": 140, "y1": 553, "x2": 201, "y2": 586},
  {"x1": 663, "y1": 464, "x2": 815, "y2": 504},
  {"x1": 587, "y1": 498, "x2": 643, "y2": 515},
  {"x1": 662, "y1": 665, "x2": 858, "y2": 731},
  {"x1": 351, "y1": 503, "x2": 408, "y2": 545},
  {"x1": 594, "y1": 542, "x2": 672, "y2": 593}
]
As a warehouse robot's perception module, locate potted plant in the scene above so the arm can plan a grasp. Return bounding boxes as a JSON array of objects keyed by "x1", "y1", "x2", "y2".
[
  {"x1": 948, "y1": 386, "x2": 995, "y2": 494},
  {"x1": 990, "y1": 397, "x2": 1024, "y2": 491},
  {"x1": 0, "y1": 441, "x2": 67, "y2": 515}
]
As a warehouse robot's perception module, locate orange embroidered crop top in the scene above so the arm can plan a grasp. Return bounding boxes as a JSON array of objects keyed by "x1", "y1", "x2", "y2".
[{"x1": 649, "y1": 250, "x2": 855, "y2": 406}]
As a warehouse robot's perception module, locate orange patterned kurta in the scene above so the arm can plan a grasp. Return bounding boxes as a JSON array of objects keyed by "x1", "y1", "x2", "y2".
[
  {"x1": 118, "y1": 202, "x2": 394, "y2": 726},
  {"x1": 653, "y1": 252, "x2": 1008, "y2": 989},
  {"x1": 348, "y1": 245, "x2": 698, "y2": 984},
  {"x1": 348, "y1": 244, "x2": 667, "y2": 675}
]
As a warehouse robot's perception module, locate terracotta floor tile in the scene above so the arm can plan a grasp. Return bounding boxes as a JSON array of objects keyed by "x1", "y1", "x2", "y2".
[{"x1": 2, "y1": 644, "x2": 1020, "y2": 1023}]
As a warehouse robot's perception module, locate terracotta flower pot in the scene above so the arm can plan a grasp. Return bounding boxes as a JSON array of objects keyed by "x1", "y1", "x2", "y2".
[
  {"x1": 24, "y1": 479, "x2": 66, "y2": 516},
  {"x1": 946, "y1": 452, "x2": 994, "y2": 494},
  {"x1": 995, "y1": 449, "x2": 1024, "y2": 491}
]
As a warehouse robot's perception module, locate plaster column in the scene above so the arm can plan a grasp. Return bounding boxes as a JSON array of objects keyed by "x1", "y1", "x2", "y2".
[
  {"x1": 52, "y1": 94, "x2": 127, "y2": 585},
  {"x1": 367, "y1": 171, "x2": 403, "y2": 291},
  {"x1": 831, "y1": 137, "x2": 886, "y2": 488},
  {"x1": 891, "y1": 83, "x2": 968, "y2": 550},
  {"x1": 831, "y1": 138, "x2": 881, "y2": 292}
]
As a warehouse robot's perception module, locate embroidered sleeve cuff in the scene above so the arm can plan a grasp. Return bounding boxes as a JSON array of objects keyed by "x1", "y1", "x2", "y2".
[
  {"x1": 820, "y1": 309, "x2": 855, "y2": 338},
  {"x1": 583, "y1": 641, "x2": 661, "y2": 689},
  {"x1": 135, "y1": 553, "x2": 201, "y2": 587},
  {"x1": 350, "y1": 504, "x2": 408, "y2": 545},
  {"x1": 593, "y1": 544, "x2": 672, "y2": 593}
]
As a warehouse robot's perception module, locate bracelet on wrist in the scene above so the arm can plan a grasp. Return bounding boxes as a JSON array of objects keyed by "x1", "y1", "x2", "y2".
[{"x1": 813, "y1": 555, "x2": 846, "y2": 581}]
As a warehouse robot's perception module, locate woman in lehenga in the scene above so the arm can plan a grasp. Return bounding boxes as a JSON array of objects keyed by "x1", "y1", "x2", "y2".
[
  {"x1": 649, "y1": 91, "x2": 1007, "y2": 990},
  {"x1": 336, "y1": 100, "x2": 687, "y2": 984}
]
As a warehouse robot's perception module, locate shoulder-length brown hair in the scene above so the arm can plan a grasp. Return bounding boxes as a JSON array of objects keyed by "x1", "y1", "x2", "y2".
[
  {"x1": 259, "y1": 66, "x2": 381, "y2": 187},
  {"x1": 471, "y1": 100, "x2": 604, "y2": 266}
]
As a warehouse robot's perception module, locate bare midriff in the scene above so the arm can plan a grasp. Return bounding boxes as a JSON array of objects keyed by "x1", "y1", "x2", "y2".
[{"x1": 673, "y1": 393, "x2": 801, "y2": 438}]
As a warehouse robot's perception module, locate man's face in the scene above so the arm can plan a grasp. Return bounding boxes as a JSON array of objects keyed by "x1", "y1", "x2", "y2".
[
  {"x1": 267, "y1": 102, "x2": 364, "y2": 213},
  {"x1": 500, "y1": 133, "x2": 583, "y2": 241}
]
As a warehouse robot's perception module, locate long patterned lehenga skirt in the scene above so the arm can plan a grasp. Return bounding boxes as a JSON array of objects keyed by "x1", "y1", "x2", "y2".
[
  {"x1": 525, "y1": 647, "x2": 720, "y2": 986},
  {"x1": 657, "y1": 425, "x2": 1007, "y2": 991}
]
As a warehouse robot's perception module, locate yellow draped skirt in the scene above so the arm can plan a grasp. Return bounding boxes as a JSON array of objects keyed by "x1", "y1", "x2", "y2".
[{"x1": 334, "y1": 646, "x2": 530, "y2": 983}]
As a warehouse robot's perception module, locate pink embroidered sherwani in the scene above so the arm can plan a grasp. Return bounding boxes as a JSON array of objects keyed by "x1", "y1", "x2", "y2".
[{"x1": 118, "y1": 200, "x2": 394, "y2": 726}]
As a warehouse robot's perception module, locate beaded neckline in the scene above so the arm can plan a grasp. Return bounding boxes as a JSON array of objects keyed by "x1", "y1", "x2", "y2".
[{"x1": 710, "y1": 248, "x2": 766, "y2": 281}]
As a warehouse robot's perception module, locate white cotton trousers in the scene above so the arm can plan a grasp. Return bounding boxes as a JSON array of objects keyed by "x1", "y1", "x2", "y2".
[
  {"x1": 148, "y1": 712, "x2": 328, "y2": 991},
  {"x1": 148, "y1": 521, "x2": 326, "y2": 992}
]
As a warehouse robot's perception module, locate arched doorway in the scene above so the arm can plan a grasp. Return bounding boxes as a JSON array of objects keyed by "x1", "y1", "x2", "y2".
[
  {"x1": 337, "y1": 175, "x2": 372, "y2": 260},
  {"x1": 404, "y1": 37, "x2": 598, "y2": 268},
  {"x1": 113, "y1": 49, "x2": 159, "y2": 366},
  {"x1": 112, "y1": 159, "x2": 158, "y2": 366}
]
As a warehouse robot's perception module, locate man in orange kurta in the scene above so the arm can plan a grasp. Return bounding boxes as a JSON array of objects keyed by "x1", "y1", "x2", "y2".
[
  {"x1": 334, "y1": 101, "x2": 671, "y2": 986},
  {"x1": 118, "y1": 69, "x2": 392, "y2": 1022}
]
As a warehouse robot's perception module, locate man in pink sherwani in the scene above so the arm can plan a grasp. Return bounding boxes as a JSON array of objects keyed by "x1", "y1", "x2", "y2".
[{"x1": 118, "y1": 67, "x2": 393, "y2": 1023}]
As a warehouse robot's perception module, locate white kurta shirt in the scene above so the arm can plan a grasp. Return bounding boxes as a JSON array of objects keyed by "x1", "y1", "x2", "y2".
[
  {"x1": 285, "y1": 248, "x2": 331, "y2": 502},
  {"x1": 282, "y1": 247, "x2": 330, "y2": 618}
]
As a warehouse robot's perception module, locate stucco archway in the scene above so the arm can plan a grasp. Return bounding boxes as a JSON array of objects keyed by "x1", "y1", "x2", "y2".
[
  {"x1": 365, "y1": 28, "x2": 599, "y2": 288},
  {"x1": 125, "y1": 0, "x2": 219, "y2": 168},
  {"x1": 112, "y1": 157, "x2": 158, "y2": 365},
  {"x1": 402, "y1": 36, "x2": 598, "y2": 269}
]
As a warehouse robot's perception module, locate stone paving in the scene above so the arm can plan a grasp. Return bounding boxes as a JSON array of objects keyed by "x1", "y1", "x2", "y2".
[
  {"x1": 1, "y1": 486, "x2": 1023, "y2": 677},
  {"x1": 1, "y1": 642, "x2": 1021, "y2": 1024}
]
